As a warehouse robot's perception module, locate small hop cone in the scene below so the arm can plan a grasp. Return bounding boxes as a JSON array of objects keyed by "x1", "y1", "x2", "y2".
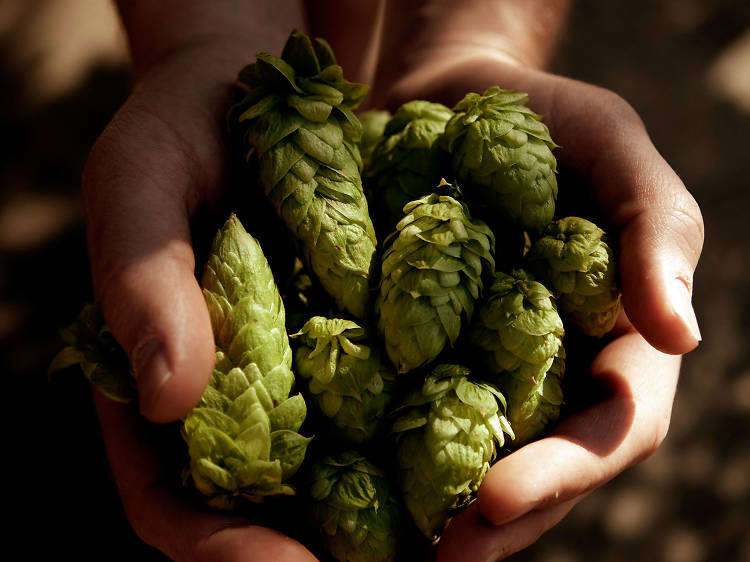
[
  {"x1": 48, "y1": 302, "x2": 135, "y2": 402},
  {"x1": 292, "y1": 316, "x2": 396, "y2": 443},
  {"x1": 392, "y1": 365, "x2": 514, "y2": 540},
  {"x1": 470, "y1": 269, "x2": 565, "y2": 383},
  {"x1": 230, "y1": 29, "x2": 377, "y2": 319},
  {"x1": 365, "y1": 101, "x2": 454, "y2": 234},
  {"x1": 527, "y1": 216, "x2": 621, "y2": 337},
  {"x1": 440, "y1": 86, "x2": 559, "y2": 234},
  {"x1": 377, "y1": 186, "x2": 495, "y2": 373},
  {"x1": 358, "y1": 109, "x2": 391, "y2": 171},
  {"x1": 502, "y1": 346, "x2": 565, "y2": 447},
  {"x1": 308, "y1": 451, "x2": 401, "y2": 562},
  {"x1": 183, "y1": 215, "x2": 311, "y2": 508}
]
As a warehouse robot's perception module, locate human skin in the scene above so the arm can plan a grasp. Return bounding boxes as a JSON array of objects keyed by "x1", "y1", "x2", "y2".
[{"x1": 82, "y1": 1, "x2": 703, "y2": 560}]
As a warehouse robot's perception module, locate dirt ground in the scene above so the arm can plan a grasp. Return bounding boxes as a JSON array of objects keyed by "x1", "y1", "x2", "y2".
[{"x1": 2, "y1": 1, "x2": 749, "y2": 560}]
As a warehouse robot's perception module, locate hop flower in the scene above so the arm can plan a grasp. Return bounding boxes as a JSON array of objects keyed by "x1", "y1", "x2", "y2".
[
  {"x1": 365, "y1": 101, "x2": 454, "y2": 234},
  {"x1": 392, "y1": 365, "x2": 513, "y2": 539},
  {"x1": 441, "y1": 86, "x2": 559, "y2": 234},
  {"x1": 292, "y1": 316, "x2": 395, "y2": 443},
  {"x1": 308, "y1": 451, "x2": 402, "y2": 562},
  {"x1": 229, "y1": 29, "x2": 377, "y2": 319},
  {"x1": 183, "y1": 215, "x2": 311, "y2": 508},
  {"x1": 527, "y1": 216, "x2": 621, "y2": 337},
  {"x1": 376, "y1": 185, "x2": 495, "y2": 373}
]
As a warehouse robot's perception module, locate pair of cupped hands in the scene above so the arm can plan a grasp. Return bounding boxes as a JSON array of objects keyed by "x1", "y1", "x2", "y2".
[{"x1": 82, "y1": 34, "x2": 703, "y2": 562}]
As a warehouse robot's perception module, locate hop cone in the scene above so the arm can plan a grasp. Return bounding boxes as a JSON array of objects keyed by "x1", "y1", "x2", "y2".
[
  {"x1": 376, "y1": 186, "x2": 495, "y2": 373},
  {"x1": 365, "y1": 101, "x2": 454, "y2": 234},
  {"x1": 501, "y1": 346, "x2": 565, "y2": 447},
  {"x1": 183, "y1": 215, "x2": 311, "y2": 508},
  {"x1": 440, "y1": 86, "x2": 559, "y2": 233},
  {"x1": 292, "y1": 317, "x2": 396, "y2": 443},
  {"x1": 470, "y1": 269, "x2": 565, "y2": 446},
  {"x1": 230, "y1": 29, "x2": 377, "y2": 319},
  {"x1": 48, "y1": 302, "x2": 136, "y2": 403},
  {"x1": 358, "y1": 109, "x2": 391, "y2": 171},
  {"x1": 308, "y1": 451, "x2": 401, "y2": 562},
  {"x1": 527, "y1": 216, "x2": 621, "y2": 337},
  {"x1": 392, "y1": 364, "x2": 514, "y2": 539}
]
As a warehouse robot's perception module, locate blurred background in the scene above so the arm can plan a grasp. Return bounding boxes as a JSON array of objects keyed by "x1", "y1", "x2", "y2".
[{"x1": 2, "y1": 1, "x2": 749, "y2": 560}]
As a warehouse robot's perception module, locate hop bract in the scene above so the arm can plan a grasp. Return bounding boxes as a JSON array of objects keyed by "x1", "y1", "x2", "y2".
[
  {"x1": 183, "y1": 215, "x2": 311, "y2": 508},
  {"x1": 376, "y1": 186, "x2": 495, "y2": 373},
  {"x1": 365, "y1": 100, "x2": 454, "y2": 235},
  {"x1": 230, "y1": 29, "x2": 377, "y2": 319},
  {"x1": 441, "y1": 86, "x2": 558, "y2": 234},
  {"x1": 358, "y1": 109, "x2": 391, "y2": 171},
  {"x1": 527, "y1": 216, "x2": 621, "y2": 337},
  {"x1": 292, "y1": 316, "x2": 395, "y2": 443},
  {"x1": 391, "y1": 364, "x2": 514, "y2": 539},
  {"x1": 308, "y1": 451, "x2": 401, "y2": 562}
]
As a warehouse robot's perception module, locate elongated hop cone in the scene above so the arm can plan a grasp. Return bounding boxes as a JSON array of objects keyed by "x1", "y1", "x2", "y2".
[
  {"x1": 377, "y1": 188, "x2": 495, "y2": 373},
  {"x1": 358, "y1": 108, "x2": 391, "y2": 171},
  {"x1": 292, "y1": 316, "x2": 396, "y2": 443},
  {"x1": 230, "y1": 29, "x2": 377, "y2": 319},
  {"x1": 365, "y1": 101, "x2": 454, "y2": 235},
  {"x1": 527, "y1": 216, "x2": 621, "y2": 337},
  {"x1": 308, "y1": 451, "x2": 401, "y2": 562},
  {"x1": 441, "y1": 86, "x2": 559, "y2": 233},
  {"x1": 48, "y1": 302, "x2": 135, "y2": 403},
  {"x1": 501, "y1": 346, "x2": 565, "y2": 447},
  {"x1": 183, "y1": 215, "x2": 311, "y2": 508},
  {"x1": 470, "y1": 269, "x2": 564, "y2": 382},
  {"x1": 392, "y1": 364, "x2": 514, "y2": 539}
]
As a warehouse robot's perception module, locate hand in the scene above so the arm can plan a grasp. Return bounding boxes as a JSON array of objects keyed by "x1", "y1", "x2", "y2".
[
  {"x1": 370, "y1": 52, "x2": 703, "y2": 561},
  {"x1": 81, "y1": 21, "x2": 316, "y2": 560}
]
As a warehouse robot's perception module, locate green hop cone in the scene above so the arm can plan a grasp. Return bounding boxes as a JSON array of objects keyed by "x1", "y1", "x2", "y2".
[
  {"x1": 470, "y1": 269, "x2": 566, "y2": 446},
  {"x1": 358, "y1": 108, "x2": 391, "y2": 172},
  {"x1": 230, "y1": 29, "x2": 377, "y2": 319},
  {"x1": 527, "y1": 216, "x2": 622, "y2": 337},
  {"x1": 501, "y1": 346, "x2": 565, "y2": 447},
  {"x1": 392, "y1": 364, "x2": 514, "y2": 539},
  {"x1": 376, "y1": 185, "x2": 495, "y2": 373},
  {"x1": 365, "y1": 101, "x2": 454, "y2": 234},
  {"x1": 183, "y1": 215, "x2": 311, "y2": 508},
  {"x1": 308, "y1": 451, "x2": 401, "y2": 562},
  {"x1": 292, "y1": 316, "x2": 396, "y2": 443},
  {"x1": 440, "y1": 86, "x2": 559, "y2": 233},
  {"x1": 48, "y1": 302, "x2": 135, "y2": 403}
]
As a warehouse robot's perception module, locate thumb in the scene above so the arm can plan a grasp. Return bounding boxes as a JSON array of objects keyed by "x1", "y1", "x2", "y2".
[{"x1": 82, "y1": 111, "x2": 216, "y2": 423}]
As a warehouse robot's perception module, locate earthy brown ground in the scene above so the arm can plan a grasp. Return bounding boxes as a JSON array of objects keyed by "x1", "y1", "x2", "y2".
[{"x1": 2, "y1": 1, "x2": 749, "y2": 560}]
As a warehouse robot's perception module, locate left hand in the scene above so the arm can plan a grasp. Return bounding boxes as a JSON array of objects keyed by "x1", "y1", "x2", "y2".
[{"x1": 369, "y1": 51, "x2": 703, "y2": 561}]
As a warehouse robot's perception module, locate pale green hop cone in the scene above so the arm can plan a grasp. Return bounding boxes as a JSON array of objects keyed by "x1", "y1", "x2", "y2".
[
  {"x1": 230, "y1": 29, "x2": 377, "y2": 319},
  {"x1": 48, "y1": 302, "x2": 135, "y2": 403},
  {"x1": 526, "y1": 216, "x2": 622, "y2": 337},
  {"x1": 392, "y1": 364, "x2": 514, "y2": 540},
  {"x1": 358, "y1": 108, "x2": 391, "y2": 172},
  {"x1": 184, "y1": 215, "x2": 311, "y2": 509},
  {"x1": 292, "y1": 316, "x2": 396, "y2": 443},
  {"x1": 365, "y1": 100, "x2": 454, "y2": 234},
  {"x1": 376, "y1": 186, "x2": 495, "y2": 373},
  {"x1": 440, "y1": 86, "x2": 559, "y2": 233},
  {"x1": 308, "y1": 451, "x2": 401, "y2": 562},
  {"x1": 470, "y1": 269, "x2": 565, "y2": 383},
  {"x1": 501, "y1": 345, "x2": 565, "y2": 447}
]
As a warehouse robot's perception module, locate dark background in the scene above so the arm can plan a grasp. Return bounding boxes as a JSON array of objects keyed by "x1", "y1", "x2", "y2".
[{"x1": 2, "y1": 1, "x2": 749, "y2": 560}]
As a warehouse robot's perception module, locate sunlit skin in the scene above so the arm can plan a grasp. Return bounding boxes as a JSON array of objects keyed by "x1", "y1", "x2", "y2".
[{"x1": 83, "y1": 1, "x2": 703, "y2": 560}]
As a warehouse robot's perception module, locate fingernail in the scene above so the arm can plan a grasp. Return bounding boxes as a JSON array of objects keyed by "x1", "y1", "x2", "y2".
[
  {"x1": 132, "y1": 338, "x2": 171, "y2": 416},
  {"x1": 670, "y1": 278, "x2": 702, "y2": 342}
]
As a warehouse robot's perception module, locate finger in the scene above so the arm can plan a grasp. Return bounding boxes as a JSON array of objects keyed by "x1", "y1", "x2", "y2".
[
  {"x1": 93, "y1": 391, "x2": 317, "y2": 562},
  {"x1": 436, "y1": 499, "x2": 577, "y2": 562},
  {"x1": 82, "y1": 103, "x2": 216, "y2": 423},
  {"x1": 478, "y1": 330, "x2": 680, "y2": 526}
]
